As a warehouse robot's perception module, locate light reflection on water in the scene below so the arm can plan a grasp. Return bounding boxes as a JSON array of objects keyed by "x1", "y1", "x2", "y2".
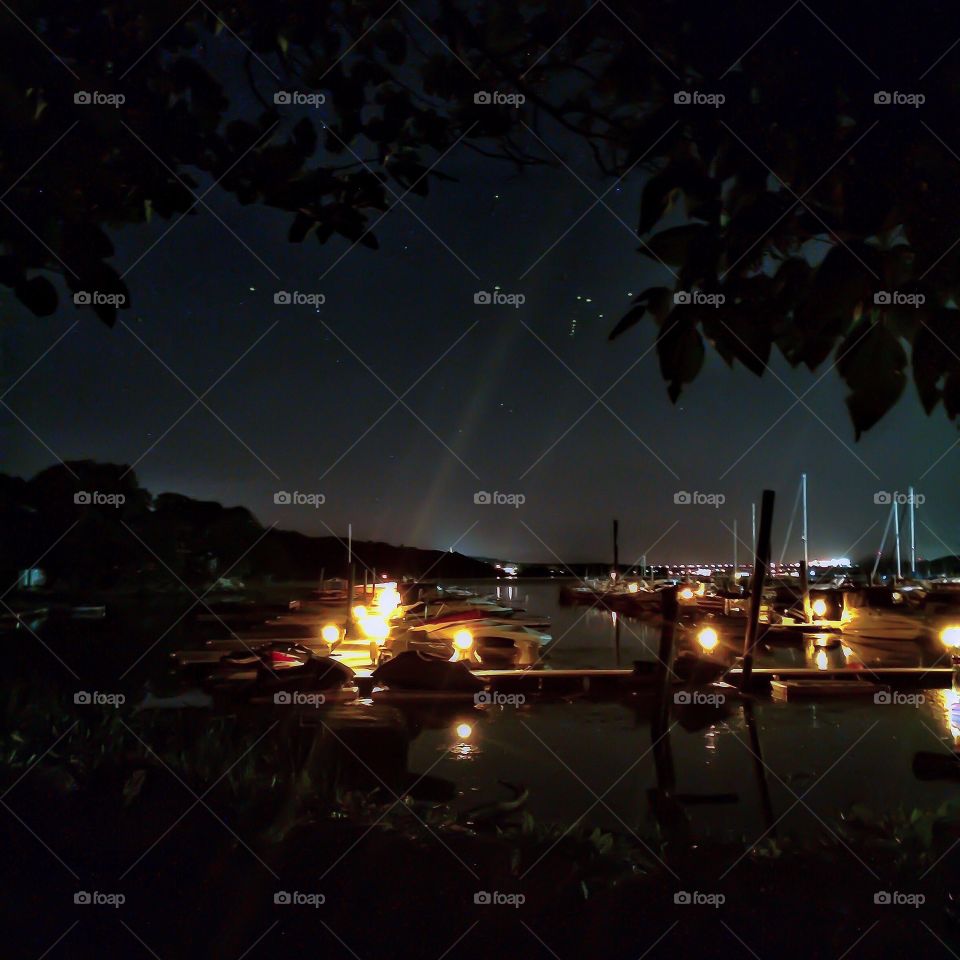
[
  {"x1": 409, "y1": 694, "x2": 960, "y2": 841},
  {"x1": 486, "y1": 580, "x2": 660, "y2": 668},
  {"x1": 404, "y1": 581, "x2": 960, "y2": 840}
]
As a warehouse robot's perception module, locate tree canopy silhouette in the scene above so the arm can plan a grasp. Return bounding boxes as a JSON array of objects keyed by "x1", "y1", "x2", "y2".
[{"x1": 5, "y1": 0, "x2": 960, "y2": 435}]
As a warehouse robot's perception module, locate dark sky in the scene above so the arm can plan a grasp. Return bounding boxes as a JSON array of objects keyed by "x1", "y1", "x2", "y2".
[{"x1": 4, "y1": 62, "x2": 959, "y2": 566}]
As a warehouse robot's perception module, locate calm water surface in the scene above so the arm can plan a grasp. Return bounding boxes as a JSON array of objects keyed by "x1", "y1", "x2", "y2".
[{"x1": 406, "y1": 580, "x2": 960, "y2": 840}]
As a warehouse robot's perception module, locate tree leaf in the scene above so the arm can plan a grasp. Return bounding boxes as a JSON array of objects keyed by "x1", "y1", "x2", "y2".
[
  {"x1": 608, "y1": 287, "x2": 671, "y2": 340},
  {"x1": 640, "y1": 224, "x2": 709, "y2": 268},
  {"x1": 837, "y1": 320, "x2": 907, "y2": 438},
  {"x1": 15, "y1": 275, "x2": 57, "y2": 316},
  {"x1": 657, "y1": 312, "x2": 704, "y2": 402}
]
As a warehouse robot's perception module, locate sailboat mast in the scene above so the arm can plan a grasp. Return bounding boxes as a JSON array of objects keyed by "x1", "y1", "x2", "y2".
[
  {"x1": 612, "y1": 519, "x2": 619, "y2": 579},
  {"x1": 801, "y1": 473, "x2": 809, "y2": 568},
  {"x1": 894, "y1": 500, "x2": 902, "y2": 581},
  {"x1": 733, "y1": 518, "x2": 738, "y2": 578},
  {"x1": 909, "y1": 486, "x2": 917, "y2": 576}
]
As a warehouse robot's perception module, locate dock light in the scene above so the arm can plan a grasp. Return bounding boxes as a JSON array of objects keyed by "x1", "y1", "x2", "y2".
[
  {"x1": 453, "y1": 629, "x2": 474, "y2": 651},
  {"x1": 941, "y1": 625, "x2": 960, "y2": 648},
  {"x1": 811, "y1": 597, "x2": 828, "y2": 619},
  {"x1": 628, "y1": 582, "x2": 639, "y2": 593},
  {"x1": 456, "y1": 722, "x2": 473, "y2": 739},
  {"x1": 375, "y1": 587, "x2": 401, "y2": 615},
  {"x1": 697, "y1": 626, "x2": 719, "y2": 652},
  {"x1": 352, "y1": 604, "x2": 367, "y2": 620},
  {"x1": 321, "y1": 623, "x2": 340, "y2": 644},
  {"x1": 359, "y1": 614, "x2": 389, "y2": 643},
  {"x1": 679, "y1": 586, "x2": 695, "y2": 601}
]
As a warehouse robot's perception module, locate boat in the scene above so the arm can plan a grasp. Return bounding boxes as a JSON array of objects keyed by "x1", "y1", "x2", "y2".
[
  {"x1": 391, "y1": 618, "x2": 549, "y2": 666},
  {"x1": 399, "y1": 599, "x2": 519, "y2": 623}
]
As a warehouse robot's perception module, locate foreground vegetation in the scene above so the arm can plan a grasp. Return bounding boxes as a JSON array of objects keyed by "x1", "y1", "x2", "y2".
[{"x1": 4, "y1": 678, "x2": 960, "y2": 958}]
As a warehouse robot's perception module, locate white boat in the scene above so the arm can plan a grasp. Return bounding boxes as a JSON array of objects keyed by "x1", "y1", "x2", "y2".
[
  {"x1": 393, "y1": 618, "x2": 549, "y2": 666},
  {"x1": 398, "y1": 599, "x2": 519, "y2": 622}
]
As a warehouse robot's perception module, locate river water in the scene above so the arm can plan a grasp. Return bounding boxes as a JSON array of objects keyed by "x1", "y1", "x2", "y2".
[{"x1": 403, "y1": 580, "x2": 960, "y2": 842}]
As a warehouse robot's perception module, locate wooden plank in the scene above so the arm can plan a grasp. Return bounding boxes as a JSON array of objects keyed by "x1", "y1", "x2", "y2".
[{"x1": 770, "y1": 679, "x2": 884, "y2": 702}]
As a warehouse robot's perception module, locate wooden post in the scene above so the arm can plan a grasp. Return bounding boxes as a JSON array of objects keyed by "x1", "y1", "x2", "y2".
[
  {"x1": 345, "y1": 562, "x2": 355, "y2": 639},
  {"x1": 799, "y1": 559, "x2": 810, "y2": 622},
  {"x1": 653, "y1": 586, "x2": 679, "y2": 732},
  {"x1": 744, "y1": 699, "x2": 776, "y2": 832},
  {"x1": 741, "y1": 490, "x2": 775, "y2": 693}
]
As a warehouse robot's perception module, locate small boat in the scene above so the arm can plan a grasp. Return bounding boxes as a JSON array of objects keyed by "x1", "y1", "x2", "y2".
[
  {"x1": 399, "y1": 599, "x2": 519, "y2": 623},
  {"x1": 837, "y1": 587, "x2": 926, "y2": 642},
  {"x1": 392, "y1": 618, "x2": 549, "y2": 666}
]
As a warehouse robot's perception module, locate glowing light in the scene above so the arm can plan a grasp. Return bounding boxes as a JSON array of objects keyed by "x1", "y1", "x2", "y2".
[
  {"x1": 456, "y1": 722, "x2": 473, "y2": 739},
  {"x1": 696, "y1": 582, "x2": 706, "y2": 596},
  {"x1": 628, "y1": 582, "x2": 639, "y2": 594},
  {"x1": 697, "y1": 627, "x2": 719, "y2": 651},
  {"x1": 375, "y1": 587, "x2": 401, "y2": 616},
  {"x1": 321, "y1": 623, "x2": 340, "y2": 644},
  {"x1": 679, "y1": 587, "x2": 695, "y2": 601},
  {"x1": 453, "y1": 629, "x2": 474, "y2": 651},
  {"x1": 358, "y1": 614, "x2": 389, "y2": 642},
  {"x1": 942, "y1": 625, "x2": 960, "y2": 648},
  {"x1": 815, "y1": 649, "x2": 829, "y2": 670},
  {"x1": 811, "y1": 598, "x2": 828, "y2": 619},
  {"x1": 352, "y1": 604, "x2": 367, "y2": 619}
]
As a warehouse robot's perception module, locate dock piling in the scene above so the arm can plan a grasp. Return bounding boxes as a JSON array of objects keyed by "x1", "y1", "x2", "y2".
[{"x1": 741, "y1": 489, "x2": 775, "y2": 693}]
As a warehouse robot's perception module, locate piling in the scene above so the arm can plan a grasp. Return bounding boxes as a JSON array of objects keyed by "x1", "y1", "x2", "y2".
[{"x1": 741, "y1": 490, "x2": 775, "y2": 693}]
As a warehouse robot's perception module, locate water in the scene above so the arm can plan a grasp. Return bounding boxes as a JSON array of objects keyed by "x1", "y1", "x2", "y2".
[
  {"x1": 408, "y1": 688, "x2": 960, "y2": 842},
  {"x1": 35, "y1": 579, "x2": 956, "y2": 845},
  {"x1": 403, "y1": 580, "x2": 960, "y2": 840},
  {"x1": 482, "y1": 579, "x2": 661, "y2": 667}
]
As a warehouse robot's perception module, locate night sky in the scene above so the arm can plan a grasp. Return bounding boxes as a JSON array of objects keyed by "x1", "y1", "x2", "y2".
[{"x1": 4, "y1": 59, "x2": 959, "y2": 567}]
